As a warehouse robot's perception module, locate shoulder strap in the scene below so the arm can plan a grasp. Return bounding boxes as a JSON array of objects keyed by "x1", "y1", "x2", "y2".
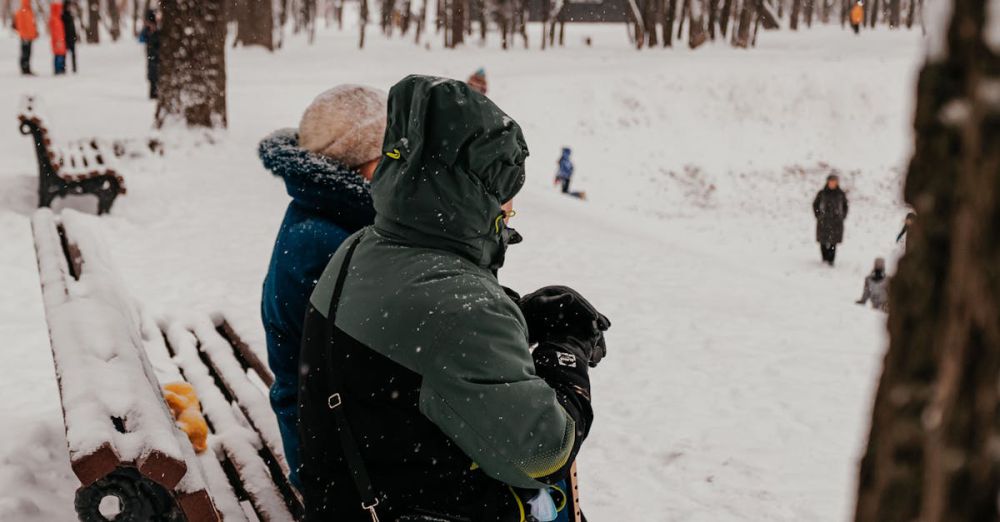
[{"x1": 324, "y1": 231, "x2": 383, "y2": 522}]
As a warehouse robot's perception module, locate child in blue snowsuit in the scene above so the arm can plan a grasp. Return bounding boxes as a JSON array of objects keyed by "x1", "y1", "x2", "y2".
[
  {"x1": 555, "y1": 147, "x2": 585, "y2": 199},
  {"x1": 259, "y1": 85, "x2": 386, "y2": 488}
]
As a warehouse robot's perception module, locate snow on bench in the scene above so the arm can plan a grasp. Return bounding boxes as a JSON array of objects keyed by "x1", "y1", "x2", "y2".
[
  {"x1": 160, "y1": 316, "x2": 300, "y2": 521},
  {"x1": 31, "y1": 208, "x2": 220, "y2": 520},
  {"x1": 18, "y1": 96, "x2": 127, "y2": 215},
  {"x1": 31, "y1": 208, "x2": 302, "y2": 521}
]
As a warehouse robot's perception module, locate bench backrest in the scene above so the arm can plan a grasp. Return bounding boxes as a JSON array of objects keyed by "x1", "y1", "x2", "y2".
[{"x1": 18, "y1": 96, "x2": 61, "y2": 185}]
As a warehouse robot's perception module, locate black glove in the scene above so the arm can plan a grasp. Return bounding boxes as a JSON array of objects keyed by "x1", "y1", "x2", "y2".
[{"x1": 518, "y1": 285, "x2": 610, "y2": 367}]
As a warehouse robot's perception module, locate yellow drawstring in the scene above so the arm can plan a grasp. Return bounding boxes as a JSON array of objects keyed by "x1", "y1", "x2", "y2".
[
  {"x1": 551, "y1": 485, "x2": 568, "y2": 512},
  {"x1": 508, "y1": 487, "x2": 527, "y2": 522}
]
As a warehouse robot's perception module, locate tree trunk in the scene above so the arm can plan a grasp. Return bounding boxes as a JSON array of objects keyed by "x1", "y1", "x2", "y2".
[
  {"x1": 904, "y1": 0, "x2": 917, "y2": 26},
  {"x1": 676, "y1": 0, "x2": 689, "y2": 37},
  {"x1": 733, "y1": 0, "x2": 754, "y2": 46},
  {"x1": 888, "y1": 0, "x2": 900, "y2": 26},
  {"x1": 415, "y1": 0, "x2": 428, "y2": 42},
  {"x1": 718, "y1": 0, "x2": 732, "y2": 35},
  {"x1": 804, "y1": 0, "x2": 813, "y2": 25},
  {"x1": 449, "y1": 0, "x2": 465, "y2": 46},
  {"x1": 86, "y1": 0, "x2": 100, "y2": 43},
  {"x1": 853, "y1": 0, "x2": 1000, "y2": 520},
  {"x1": 476, "y1": 0, "x2": 486, "y2": 41},
  {"x1": 235, "y1": 0, "x2": 275, "y2": 49},
  {"x1": 869, "y1": 0, "x2": 879, "y2": 25},
  {"x1": 382, "y1": 0, "x2": 396, "y2": 33},
  {"x1": 360, "y1": 0, "x2": 369, "y2": 47},
  {"x1": 789, "y1": 0, "x2": 800, "y2": 28},
  {"x1": 107, "y1": 0, "x2": 122, "y2": 40},
  {"x1": 663, "y1": 0, "x2": 676, "y2": 45},
  {"x1": 707, "y1": 0, "x2": 719, "y2": 38},
  {"x1": 687, "y1": 0, "x2": 707, "y2": 47},
  {"x1": 541, "y1": 0, "x2": 549, "y2": 48},
  {"x1": 643, "y1": 0, "x2": 659, "y2": 46},
  {"x1": 156, "y1": 0, "x2": 227, "y2": 129}
]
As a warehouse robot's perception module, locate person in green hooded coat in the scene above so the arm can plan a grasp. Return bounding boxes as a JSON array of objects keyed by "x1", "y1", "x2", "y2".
[{"x1": 298, "y1": 75, "x2": 610, "y2": 521}]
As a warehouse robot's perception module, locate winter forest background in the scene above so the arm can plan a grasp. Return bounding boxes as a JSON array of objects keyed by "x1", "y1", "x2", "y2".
[{"x1": 1, "y1": 0, "x2": 998, "y2": 519}]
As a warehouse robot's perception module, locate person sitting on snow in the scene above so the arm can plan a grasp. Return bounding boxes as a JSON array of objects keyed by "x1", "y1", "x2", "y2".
[
  {"x1": 856, "y1": 257, "x2": 890, "y2": 311},
  {"x1": 298, "y1": 75, "x2": 610, "y2": 521},
  {"x1": 258, "y1": 84, "x2": 385, "y2": 489},
  {"x1": 554, "y1": 147, "x2": 586, "y2": 200}
]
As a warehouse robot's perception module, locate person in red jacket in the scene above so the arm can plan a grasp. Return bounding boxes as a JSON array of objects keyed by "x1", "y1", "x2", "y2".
[
  {"x1": 14, "y1": 0, "x2": 38, "y2": 75},
  {"x1": 49, "y1": 3, "x2": 67, "y2": 75}
]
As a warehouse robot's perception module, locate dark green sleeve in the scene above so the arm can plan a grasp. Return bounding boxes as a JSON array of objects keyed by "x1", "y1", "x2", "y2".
[{"x1": 417, "y1": 291, "x2": 576, "y2": 489}]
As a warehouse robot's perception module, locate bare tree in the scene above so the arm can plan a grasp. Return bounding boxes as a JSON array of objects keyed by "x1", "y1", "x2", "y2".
[
  {"x1": 888, "y1": 0, "x2": 899, "y2": 26},
  {"x1": 854, "y1": 0, "x2": 1000, "y2": 520},
  {"x1": 235, "y1": 0, "x2": 275, "y2": 49},
  {"x1": 687, "y1": 0, "x2": 707, "y2": 47},
  {"x1": 359, "y1": 0, "x2": 369, "y2": 47},
  {"x1": 107, "y1": 0, "x2": 122, "y2": 40},
  {"x1": 904, "y1": 0, "x2": 918, "y2": 27},
  {"x1": 788, "y1": 0, "x2": 800, "y2": 28},
  {"x1": 718, "y1": 0, "x2": 733, "y2": 35},
  {"x1": 733, "y1": 0, "x2": 754, "y2": 46},
  {"x1": 449, "y1": 0, "x2": 465, "y2": 46},
  {"x1": 86, "y1": 0, "x2": 100, "y2": 42},
  {"x1": 155, "y1": 0, "x2": 227, "y2": 129},
  {"x1": 662, "y1": 0, "x2": 677, "y2": 45}
]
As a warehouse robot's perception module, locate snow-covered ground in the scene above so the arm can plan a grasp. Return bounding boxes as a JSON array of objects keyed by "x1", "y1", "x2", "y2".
[{"x1": 0, "y1": 23, "x2": 923, "y2": 521}]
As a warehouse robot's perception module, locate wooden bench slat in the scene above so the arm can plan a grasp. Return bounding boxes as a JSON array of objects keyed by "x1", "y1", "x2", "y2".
[{"x1": 163, "y1": 321, "x2": 298, "y2": 522}]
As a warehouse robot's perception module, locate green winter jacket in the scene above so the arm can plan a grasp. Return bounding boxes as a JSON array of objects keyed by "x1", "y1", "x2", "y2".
[{"x1": 309, "y1": 75, "x2": 575, "y2": 489}]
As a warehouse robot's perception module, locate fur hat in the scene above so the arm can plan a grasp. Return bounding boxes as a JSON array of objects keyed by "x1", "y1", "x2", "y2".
[{"x1": 299, "y1": 85, "x2": 388, "y2": 168}]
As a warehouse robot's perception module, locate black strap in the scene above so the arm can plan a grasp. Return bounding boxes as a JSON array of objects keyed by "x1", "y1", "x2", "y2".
[{"x1": 324, "y1": 231, "x2": 383, "y2": 521}]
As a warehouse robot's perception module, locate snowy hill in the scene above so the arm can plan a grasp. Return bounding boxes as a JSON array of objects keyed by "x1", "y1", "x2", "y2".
[{"x1": 0, "y1": 25, "x2": 921, "y2": 520}]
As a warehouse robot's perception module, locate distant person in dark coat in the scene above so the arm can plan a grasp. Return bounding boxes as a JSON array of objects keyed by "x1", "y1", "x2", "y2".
[
  {"x1": 813, "y1": 174, "x2": 848, "y2": 265},
  {"x1": 62, "y1": 0, "x2": 78, "y2": 73},
  {"x1": 258, "y1": 85, "x2": 385, "y2": 489},
  {"x1": 856, "y1": 257, "x2": 889, "y2": 311},
  {"x1": 139, "y1": 9, "x2": 160, "y2": 99}
]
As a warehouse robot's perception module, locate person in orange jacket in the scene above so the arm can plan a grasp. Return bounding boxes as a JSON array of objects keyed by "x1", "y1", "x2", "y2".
[
  {"x1": 49, "y1": 3, "x2": 67, "y2": 75},
  {"x1": 849, "y1": 1, "x2": 864, "y2": 34},
  {"x1": 14, "y1": 0, "x2": 38, "y2": 75}
]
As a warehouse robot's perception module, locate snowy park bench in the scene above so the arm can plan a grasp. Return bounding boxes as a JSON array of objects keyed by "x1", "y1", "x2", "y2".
[
  {"x1": 17, "y1": 96, "x2": 160, "y2": 215},
  {"x1": 31, "y1": 209, "x2": 303, "y2": 521}
]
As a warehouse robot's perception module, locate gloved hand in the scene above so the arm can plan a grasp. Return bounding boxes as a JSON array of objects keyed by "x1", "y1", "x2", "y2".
[{"x1": 519, "y1": 285, "x2": 610, "y2": 367}]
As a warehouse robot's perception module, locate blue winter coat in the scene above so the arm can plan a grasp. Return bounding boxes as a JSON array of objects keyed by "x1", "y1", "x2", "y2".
[
  {"x1": 556, "y1": 150, "x2": 573, "y2": 181},
  {"x1": 258, "y1": 129, "x2": 375, "y2": 486}
]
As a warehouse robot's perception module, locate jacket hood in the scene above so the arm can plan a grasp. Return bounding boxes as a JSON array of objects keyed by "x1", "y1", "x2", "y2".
[
  {"x1": 372, "y1": 75, "x2": 528, "y2": 269},
  {"x1": 258, "y1": 128, "x2": 375, "y2": 232}
]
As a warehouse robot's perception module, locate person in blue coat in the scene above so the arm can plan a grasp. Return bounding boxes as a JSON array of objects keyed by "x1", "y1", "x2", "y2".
[
  {"x1": 258, "y1": 85, "x2": 386, "y2": 488},
  {"x1": 554, "y1": 147, "x2": 586, "y2": 200}
]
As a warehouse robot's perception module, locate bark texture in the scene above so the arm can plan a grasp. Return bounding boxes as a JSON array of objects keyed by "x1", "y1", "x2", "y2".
[
  {"x1": 155, "y1": 0, "x2": 228, "y2": 129},
  {"x1": 854, "y1": 0, "x2": 1000, "y2": 520}
]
